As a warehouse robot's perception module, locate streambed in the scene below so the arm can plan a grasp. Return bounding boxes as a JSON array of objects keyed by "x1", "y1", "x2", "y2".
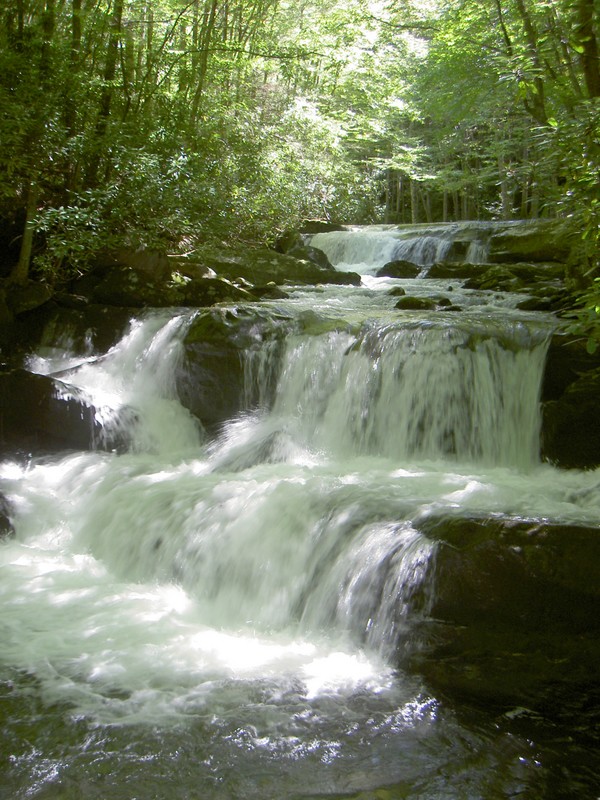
[{"x1": 1, "y1": 228, "x2": 598, "y2": 799}]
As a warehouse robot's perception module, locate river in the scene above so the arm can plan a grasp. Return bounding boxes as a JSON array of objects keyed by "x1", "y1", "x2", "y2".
[{"x1": 1, "y1": 226, "x2": 599, "y2": 798}]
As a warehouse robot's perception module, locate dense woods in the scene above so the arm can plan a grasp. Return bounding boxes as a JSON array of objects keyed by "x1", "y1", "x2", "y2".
[{"x1": 0, "y1": 0, "x2": 598, "y2": 318}]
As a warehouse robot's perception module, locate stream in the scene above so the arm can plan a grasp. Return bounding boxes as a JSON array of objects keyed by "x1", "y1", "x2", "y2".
[{"x1": 1, "y1": 226, "x2": 599, "y2": 798}]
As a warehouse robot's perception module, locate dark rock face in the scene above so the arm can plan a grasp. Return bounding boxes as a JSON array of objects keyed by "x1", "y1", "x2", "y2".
[
  {"x1": 12, "y1": 301, "x2": 137, "y2": 361},
  {"x1": 74, "y1": 264, "x2": 255, "y2": 308},
  {"x1": 0, "y1": 369, "x2": 130, "y2": 458},
  {"x1": 540, "y1": 334, "x2": 600, "y2": 469},
  {"x1": 0, "y1": 369, "x2": 98, "y2": 456},
  {"x1": 0, "y1": 494, "x2": 14, "y2": 537},
  {"x1": 176, "y1": 306, "x2": 294, "y2": 431},
  {"x1": 395, "y1": 296, "x2": 437, "y2": 310},
  {"x1": 395, "y1": 295, "x2": 452, "y2": 311},
  {"x1": 376, "y1": 260, "x2": 420, "y2": 279},
  {"x1": 426, "y1": 262, "x2": 473, "y2": 279},
  {"x1": 488, "y1": 220, "x2": 572, "y2": 264},
  {"x1": 542, "y1": 367, "x2": 600, "y2": 469},
  {"x1": 299, "y1": 221, "x2": 348, "y2": 234},
  {"x1": 5, "y1": 281, "x2": 53, "y2": 315},
  {"x1": 196, "y1": 246, "x2": 360, "y2": 287},
  {"x1": 407, "y1": 515, "x2": 600, "y2": 713}
]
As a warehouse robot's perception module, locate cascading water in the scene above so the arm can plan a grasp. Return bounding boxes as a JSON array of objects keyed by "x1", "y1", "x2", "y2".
[
  {"x1": 1, "y1": 227, "x2": 599, "y2": 799},
  {"x1": 309, "y1": 222, "x2": 492, "y2": 274}
]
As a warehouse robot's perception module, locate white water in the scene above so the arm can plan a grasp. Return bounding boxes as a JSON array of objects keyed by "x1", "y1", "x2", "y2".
[
  {"x1": 2, "y1": 238, "x2": 600, "y2": 797},
  {"x1": 309, "y1": 222, "x2": 491, "y2": 274}
]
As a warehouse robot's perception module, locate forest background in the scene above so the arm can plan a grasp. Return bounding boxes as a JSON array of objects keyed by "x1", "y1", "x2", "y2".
[{"x1": 0, "y1": 0, "x2": 598, "y2": 329}]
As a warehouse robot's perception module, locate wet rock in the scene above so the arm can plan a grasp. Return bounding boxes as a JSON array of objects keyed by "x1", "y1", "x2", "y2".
[
  {"x1": 176, "y1": 306, "x2": 294, "y2": 430},
  {"x1": 488, "y1": 220, "x2": 572, "y2": 264},
  {"x1": 540, "y1": 332, "x2": 600, "y2": 469},
  {"x1": 178, "y1": 277, "x2": 254, "y2": 306},
  {"x1": 409, "y1": 515, "x2": 600, "y2": 713},
  {"x1": 248, "y1": 284, "x2": 290, "y2": 300},
  {"x1": 422, "y1": 516, "x2": 600, "y2": 626},
  {"x1": 0, "y1": 369, "x2": 131, "y2": 457},
  {"x1": 542, "y1": 367, "x2": 600, "y2": 469},
  {"x1": 5, "y1": 280, "x2": 53, "y2": 315},
  {"x1": 274, "y1": 231, "x2": 333, "y2": 269},
  {"x1": 299, "y1": 220, "x2": 348, "y2": 234},
  {"x1": 287, "y1": 244, "x2": 333, "y2": 270},
  {"x1": 376, "y1": 260, "x2": 420, "y2": 279},
  {"x1": 197, "y1": 246, "x2": 360, "y2": 287},
  {"x1": 0, "y1": 494, "x2": 13, "y2": 537},
  {"x1": 516, "y1": 283, "x2": 570, "y2": 313},
  {"x1": 395, "y1": 295, "x2": 452, "y2": 311},
  {"x1": 387, "y1": 287, "x2": 406, "y2": 297},
  {"x1": 12, "y1": 300, "x2": 139, "y2": 359},
  {"x1": 273, "y1": 229, "x2": 305, "y2": 253},
  {"x1": 93, "y1": 247, "x2": 173, "y2": 281},
  {"x1": 395, "y1": 296, "x2": 437, "y2": 311},
  {"x1": 427, "y1": 262, "x2": 474, "y2": 279},
  {"x1": 463, "y1": 266, "x2": 524, "y2": 292}
]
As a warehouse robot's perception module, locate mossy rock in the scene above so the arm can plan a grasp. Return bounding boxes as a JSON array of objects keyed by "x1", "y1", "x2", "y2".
[{"x1": 488, "y1": 219, "x2": 572, "y2": 264}]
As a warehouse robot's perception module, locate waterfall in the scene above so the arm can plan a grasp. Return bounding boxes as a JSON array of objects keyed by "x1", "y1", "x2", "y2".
[
  {"x1": 28, "y1": 311, "x2": 204, "y2": 455},
  {"x1": 1, "y1": 239, "x2": 599, "y2": 797},
  {"x1": 309, "y1": 223, "x2": 491, "y2": 273},
  {"x1": 255, "y1": 319, "x2": 550, "y2": 469}
]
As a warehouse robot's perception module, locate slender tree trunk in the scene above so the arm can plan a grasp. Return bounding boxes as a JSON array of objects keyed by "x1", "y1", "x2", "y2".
[
  {"x1": 513, "y1": 0, "x2": 548, "y2": 123},
  {"x1": 576, "y1": 0, "x2": 600, "y2": 97},
  {"x1": 498, "y1": 153, "x2": 512, "y2": 220},
  {"x1": 410, "y1": 180, "x2": 419, "y2": 224},
  {"x1": 10, "y1": 185, "x2": 38, "y2": 285},
  {"x1": 86, "y1": 0, "x2": 123, "y2": 186},
  {"x1": 190, "y1": 0, "x2": 219, "y2": 122}
]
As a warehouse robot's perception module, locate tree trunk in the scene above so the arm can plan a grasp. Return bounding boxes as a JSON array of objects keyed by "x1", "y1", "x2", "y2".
[
  {"x1": 10, "y1": 185, "x2": 39, "y2": 285},
  {"x1": 410, "y1": 180, "x2": 419, "y2": 224},
  {"x1": 576, "y1": 0, "x2": 600, "y2": 97},
  {"x1": 190, "y1": 0, "x2": 219, "y2": 122},
  {"x1": 513, "y1": 0, "x2": 548, "y2": 123}
]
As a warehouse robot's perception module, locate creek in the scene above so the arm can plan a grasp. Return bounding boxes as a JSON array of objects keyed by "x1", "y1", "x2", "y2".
[{"x1": 1, "y1": 225, "x2": 599, "y2": 798}]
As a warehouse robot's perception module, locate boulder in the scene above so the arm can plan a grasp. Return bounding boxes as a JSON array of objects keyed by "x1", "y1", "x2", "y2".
[
  {"x1": 0, "y1": 369, "x2": 131, "y2": 458},
  {"x1": 427, "y1": 262, "x2": 474, "y2": 279},
  {"x1": 299, "y1": 221, "x2": 348, "y2": 234},
  {"x1": 488, "y1": 219, "x2": 572, "y2": 264},
  {"x1": 196, "y1": 246, "x2": 360, "y2": 287},
  {"x1": 408, "y1": 515, "x2": 600, "y2": 713},
  {"x1": 93, "y1": 247, "x2": 173, "y2": 281},
  {"x1": 463, "y1": 266, "x2": 524, "y2": 292},
  {"x1": 11, "y1": 300, "x2": 137, "y2": 360},
  {"x1": 5, "y1": 280, "x2": 53, "y2": 315},
  {"x1": 376, "y1": 260, "x2": 420, "y2": 279},
  {"x1": 0, "y1": 494, "x2": 13, "y2": 538},
  {"x1": 176, "y1": 306, "x2": 295, "y2": 431},
  {"x1": 540, "y1": 332, "x2": 600, "y2": 469},
  {"x1": 286, "y1": 243, "x2": 333, "y2": 270},
  {"x1": 541, "y1": 366, "x2": 600, "y2": 469},
  {"x1": 395, "y1": 295, "x2": 451, "y2": 311}
]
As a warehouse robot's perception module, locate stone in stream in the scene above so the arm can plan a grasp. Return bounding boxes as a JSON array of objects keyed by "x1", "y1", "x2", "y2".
[{"x1": 404, "y1": 514, "x2": 600, "y2": 718}]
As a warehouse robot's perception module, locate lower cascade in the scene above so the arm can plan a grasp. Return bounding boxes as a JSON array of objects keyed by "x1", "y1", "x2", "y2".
[{"x1": 1, "y1": 228, "x2": 599, "y2": 799}]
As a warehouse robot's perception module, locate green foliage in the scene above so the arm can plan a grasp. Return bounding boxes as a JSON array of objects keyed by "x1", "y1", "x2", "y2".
[{"x1": 2, "y1": 0, "x2": 599, "y2": 293}]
